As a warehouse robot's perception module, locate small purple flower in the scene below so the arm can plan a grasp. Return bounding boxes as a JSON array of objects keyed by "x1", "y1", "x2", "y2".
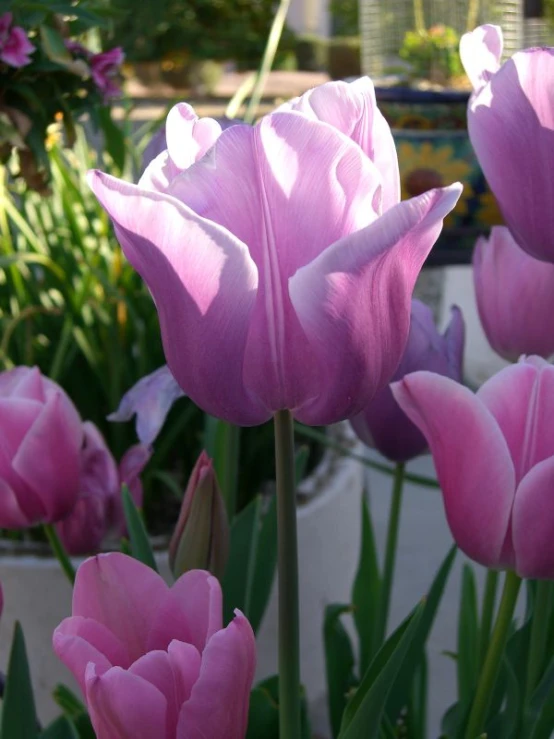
[
  {"x1": 349, "y1": 300, "x2": 465, "y2": 462},
  {"x1": 90, "y1": 47, "x2": 125, "y2": 100},
  {"x1": 0, "y1": 13, "x2": 35, "y2": 68}
]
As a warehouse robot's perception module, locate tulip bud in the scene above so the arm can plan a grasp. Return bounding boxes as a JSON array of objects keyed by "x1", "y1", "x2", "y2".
[{"x1": 168, "y1": 451, "x2": 229, "y2": 581}]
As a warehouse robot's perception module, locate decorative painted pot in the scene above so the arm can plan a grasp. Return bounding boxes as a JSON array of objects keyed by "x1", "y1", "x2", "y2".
[{"x1": 376, "y1": 86, "x2": 503, "y2": 265}]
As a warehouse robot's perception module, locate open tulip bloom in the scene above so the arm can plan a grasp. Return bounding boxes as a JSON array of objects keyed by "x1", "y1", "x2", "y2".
[{"x1": 88, "y1": 79, "x2": 461, "y2": 426}]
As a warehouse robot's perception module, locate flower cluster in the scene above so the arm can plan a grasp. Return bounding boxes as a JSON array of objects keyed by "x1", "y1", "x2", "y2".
[{"x1": 0, "y1": 1, "x2": 123, "y2": 192}]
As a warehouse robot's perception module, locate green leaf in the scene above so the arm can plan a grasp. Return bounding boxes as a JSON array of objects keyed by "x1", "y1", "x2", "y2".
[
  {"x1": 525, "y1": 654, "x2": 554, "y2": 739},
  {"x1": 96, "y1": 108, "x2": 126, "y2": 173},
  {"x1": 222, "y1": 493, "x2": 277, "y2": 633},
  {"x1": 52, "y1": 684, "x2": 87, "y2": 720},
  {"x1": 385, "y1": 546, "x2": 457, "y2": 725},
  {"x1": 324, "y1": 604, "x2": 357, "y2": 738},
  {"x1": 39, "y1": 25, "x2": 72, "y2": 64},
  {"x1": 338, "y1": 602, "x2": 425, "y2": 739},
  {"x1": 406, "y1": 653, "x2": 428, "y2": 739},
  {"x1": 1, "y1": 622, "x2": 38, "y2": 739},
  {"x1": 246, "y1": 676, "x2": 311, "y2": 739},
  {"x1": 121, "y1": 485, "x2": 158, "y2": 572},
  {"x1": 351, "y1": 494, "x2": 381, "y2": 676},
  {"x1": 39, "y1": 717, "x2": 78, "y2": 739},
  {"x1": 457, "y1": 564, "x2": 479, "y2": 704},
  {"x1": 294, "y1": 445, "x2": 310, "y2": 484}
]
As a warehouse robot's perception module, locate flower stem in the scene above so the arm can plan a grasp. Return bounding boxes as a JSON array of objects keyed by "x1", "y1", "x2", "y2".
[
  {"x1": 525, "y1": 580, "x2": 554, "y2": 702},
  {"x1": 479, "y1": 569, "x2": 499, "y2": 665},
  {"x1": 374, "y1": 463, "x2": 405, "y2": 647},
  {"x1": 273, "y1": 409, "x2": 301, "y2": 739},
  {"x1": 43, "y1": 524, "x2": 76, "y2": 586},
  {"x1": 465, "y1": 570, "x2": 521, "y2": 739}
]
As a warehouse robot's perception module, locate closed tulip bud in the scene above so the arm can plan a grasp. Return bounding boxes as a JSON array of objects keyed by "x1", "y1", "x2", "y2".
[
  {"x1": 473, "y1": 227, "x2": 554, "y2": 361},
  {"x1": 0, "y1": 366, "x2": 82, "y2": 528},
  {"x1": 169, "y1": 452, "x2": 229, "y2": 581}
]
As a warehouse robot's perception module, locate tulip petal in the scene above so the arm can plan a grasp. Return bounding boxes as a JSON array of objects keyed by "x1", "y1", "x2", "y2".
[
  {"x1": 513, "y1": 456, "x2": 554, "y2": 579},
  {"x1": 129, "y1": 643, "x2": 201, "y2": 733},
  {"x1": 148, "y1": 571, "x2": 222, "y2": 654},
  {"x1": 460, "y1": 24, "x2": 503, "y2": 92},
  {"x1": 108, "y1": 366, "x2": 185, "y2": 446},
  {"x1": 4, "y1": 365, "x2": 45, "y2": 401},
  {"x1": 177, "y1": 611, "x2": 255, "y2": 739},
  {"x1": 88, "y1": 170, "x2": 266, "y2": 425},
  {"x1": 468, "y1": 48, "x2": 554, "y2": 262},
  {"x1": 0, "y1": 478, "x2": 33, "y2": 528},
  {"x1": 473, "y1": 227, "x2": 554, "y2": 360},
  {"x1": 168, "y1": 111, "x2": 381, "y2": 278},
  {"x1": 279, "y1": 77, "x2": 400, "y2": 211},
  {"x1": 478, "y1": 361, "x2": 554, "y2": 481},
  {"x1": 165, "y1": 103, "x2": 222, "y2": 170},
  {"x1": 73, "y1": 554, "x2": 168, "y2": 663},
  {"x1": 53, "y1": 615, "x2": 130, "y2": 693},
  {"x1": 12, "y1": 392, "x2": 82, "y2": 522},
  {"x1": 86, "y1": 664, "x2": 168, "y2": 739},
  {"x1": 392, "y1": 371, "x2": 515, "y2": 567},
  {"x1": 290, "y1": 184, "x2": 462, "y2": 424}
]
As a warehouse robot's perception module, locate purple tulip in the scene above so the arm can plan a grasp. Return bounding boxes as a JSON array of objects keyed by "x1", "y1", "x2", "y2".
[
  {"x1": 350, "y1": 300, "x2": 465, "y2": 462},
  {"x1": 473, "y1": 227, "x2": 554, "y2": 361},
  {"x1": 0, "y1": 366, "x2": 82, "y2": 528},
  {"x1": 56, "y1": 422, "x2": 151, "y2": 554},
  {"x1": 461, "y1": 25, "x2": 554, "y2": 262},
  {"x1": 53, "y1": 553, "x2": 256, "y2": 739},
  {"x1": 0, "y1": 13, "x2": 35, "y2": 68},
  {"x1": 393, "y1": 356, "x2": 554, "y2": 578},
  {"x1": 89, "y1": 80, "x2": 461, "y2": 426}
]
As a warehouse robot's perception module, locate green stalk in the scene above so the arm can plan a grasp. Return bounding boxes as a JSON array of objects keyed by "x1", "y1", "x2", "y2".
[
  {"x1": 374, "y1": 463, "x2": 406, "y2": 647},
  {"x1": 465, "y1": 570, "x2": 522, "y2": 739},
  {"x1": 274, "y1": 409, "x2": 301, "y2": 739},
  {"x1": 43, "y1": 524, "x2": 76, "y2": 586},
  {"x1": 525, "y1": 581, "x2": 554, "y2": 702},
  {"x1": 243, "y1": 0, "x2": 291, "y2": 124},
  {"x1": 413, "y1": 0, "x2": 426, "y2": 33},
  {"x1": 479, "y1": 569, "x2": 499, "y2": 666}
]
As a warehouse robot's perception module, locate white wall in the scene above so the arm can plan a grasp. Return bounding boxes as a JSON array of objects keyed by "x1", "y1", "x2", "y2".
[{"x1": 287, "y1": 0, "x2": 331, "y2": 38}]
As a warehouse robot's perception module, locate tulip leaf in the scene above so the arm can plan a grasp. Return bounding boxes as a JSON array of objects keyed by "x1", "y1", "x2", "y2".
[
  {"x1": 406, "y1": 653, "x2": 428, "y2": 739},
  {"x1": 39, "y1": 717, "x2": 79, "y2": 739},
  {"x1": 121, "y1": 485, "x2": 158, "y2": 573},
  {"x1": 457, "y1": 564, "x2": 479, "y2": 705},
  {"x1": 524, "y1": 654, "x2": 554, "y2": 739},
  {"x1": 294, "y1": 445, "x2": 310, "y2": 484},
  {"x1": 246, "y1": 676, "x2": 311, "y2": 739},
  {"x1": 222, "y1": 492, "x2": 277, "y2": 633},
  {"x1": 338, "y1": 602, "x2": 424, "y2": 739},
  {"x1": 351, "y1": 493, "x2": 381, "y2": 676},
  {"x1": 1, "y1": 622, "x2": 38, "y2": 739},
  {"x1": 323, "y1": 604, "x2": 357, "y2": 738},
  {"x1": 39, "y1": 25, "x2": 72, "y2": 65},
  {"x1": 95, "y1": 107, "x2": 126, "y2": 174},
  {"x1": 385, "y1": 546, "x2": 457, "y2": 726},
  {"x1": 52, "y1": 684, "x2": 95, "y2": 738}
]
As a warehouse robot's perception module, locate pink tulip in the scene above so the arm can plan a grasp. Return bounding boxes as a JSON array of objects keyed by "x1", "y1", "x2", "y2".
[
  {"x1": 53, "y1": 553, "x2": 255, "y2": 739},
  {"x1": 392, "y1": 357, "x2": 554, "y2": 578},
  {"x1": 473, "y1": 227, "x2": 554, "y2": 361},
  {"x1": 350, "y1": 300, "x2": 465, "y2": 462},
  {"x1": 90, "y1": 47, "x2": 124, "y2": 100},
  {"x1": 461, "y1": 25, "x2": 554, "y2": 262},
  {"x1": 0, "y1": 366, "x2": 82, "y2": 528},
  {"x1": 56, "y1": 422, "x2": 151, "y2": 554},
  {"x1": 0, "y1": 13, "x2": 35, "y2": 68},
  {"x1": 89, "y1": 82, "x2": 462, "y2": 426}
]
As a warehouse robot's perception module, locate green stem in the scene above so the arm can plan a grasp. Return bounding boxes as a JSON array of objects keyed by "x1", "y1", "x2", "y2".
[
  {"x1": 465, "y1": 570, "x2": 522, "y2": 739},
  {"x1": 243, "y1": 0, "x2": 291, "y2": 123},
  {"x1": 374, "y1": 463, "x2": 405, "y2": 647},
  {"x1": 479, "y1": 569, "x2": 499, "y2": 666},
  {"x1": 274, "y1": 409, "x2": 301, "y2": 739},
  {"x1": 413, "y1": 0, "x2": 426, "y2": 33},
  {"x1": 43, "y1": 524, "x2": 76, "y2": 586},
  {"x1": 525, "y1": 581, "x2": 554, "y2": 702}
]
